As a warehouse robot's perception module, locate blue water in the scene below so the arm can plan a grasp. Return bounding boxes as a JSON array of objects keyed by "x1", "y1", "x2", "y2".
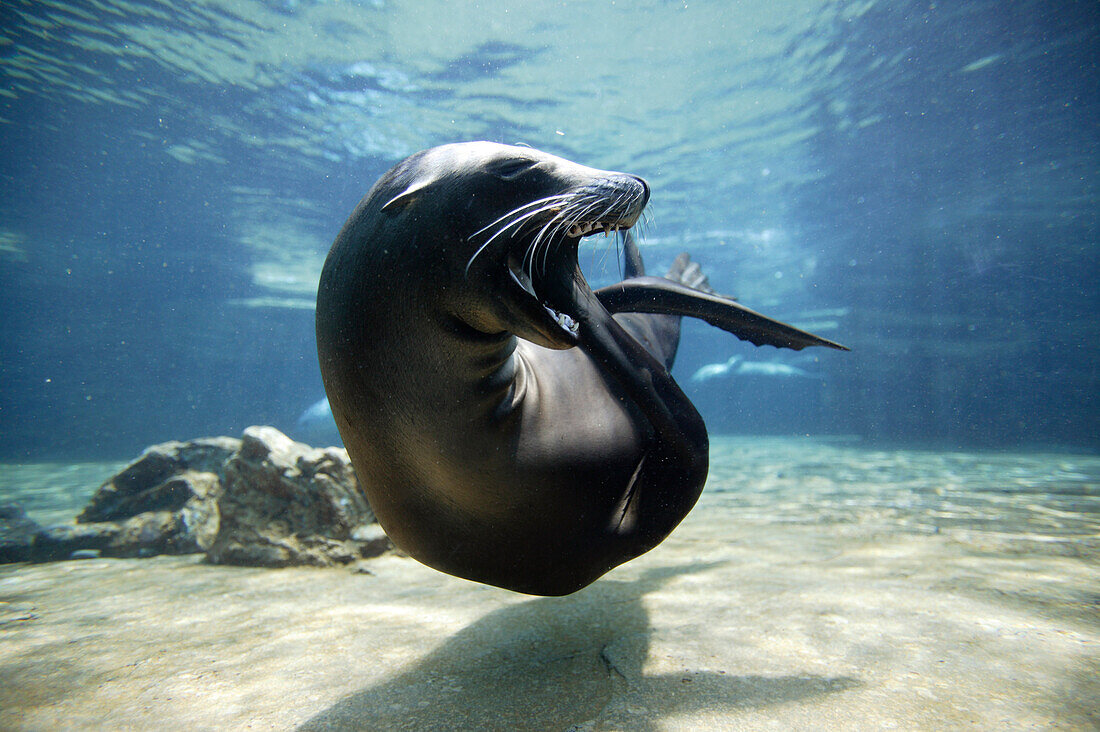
[{"x1": 1, "y1": 0, "x2": 1096, "y2": 459}]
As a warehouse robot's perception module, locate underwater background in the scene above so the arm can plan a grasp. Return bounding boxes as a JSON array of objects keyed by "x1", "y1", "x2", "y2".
[
  {"x1": 2, "y1": 3, "x2": 1098, "y2": 729},
  {"x1": 1, "y1": 0, "x2": 1096, "y2": 461}
]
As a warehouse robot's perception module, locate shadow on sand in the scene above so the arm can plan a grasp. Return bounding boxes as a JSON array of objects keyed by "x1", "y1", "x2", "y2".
[{"x1": 299, "y1": 563, "x2": 860, "y2": 730}]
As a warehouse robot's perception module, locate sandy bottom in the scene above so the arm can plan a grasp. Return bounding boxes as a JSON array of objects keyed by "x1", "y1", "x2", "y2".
[{"x1": 1, "y1": 437, "x2": 1097, "y2": 730}]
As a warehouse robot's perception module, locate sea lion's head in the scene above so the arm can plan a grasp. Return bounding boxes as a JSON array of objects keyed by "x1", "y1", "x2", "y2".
[{"x1": 372, "y1": 141, "x2": 650, "y2": 349}]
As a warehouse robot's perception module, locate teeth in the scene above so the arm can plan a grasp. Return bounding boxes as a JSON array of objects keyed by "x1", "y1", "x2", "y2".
[
  {"x1": 555, "y1": 311, "x2": 578, "y2": 334},
  {"x1": 567, "y1": 222, "x2": 620, "y2": 238}
]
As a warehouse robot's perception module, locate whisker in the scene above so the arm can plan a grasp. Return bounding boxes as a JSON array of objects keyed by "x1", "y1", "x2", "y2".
[
  {"x1": 527, "y1": 214, "x2": 563, "y2": 276},
  {"x1": 539, "y1": 216, "x2": 573, "y2": 275},
  {"x1": 469, "y1": 194, "x2": 570, "y2": 239},
  {"x1": 530, "y1": 191, "x2": 598, "y2": 275},
  {"x1": 526, "y1": 201, "x2": 578, "y2": 276},
  {"x1": 615, "y1": 229, "x2": 625, "y2": 282},
  {"x1": 561, "y1": 197, "x2": 602, "y2": 235},
  {"x1": 466, "y1": 195, "x2": 574, "y2": 275},
  {"x1": 595, "y1": 190, "x2": 626, "y2": 224},
  {"x1": 466, "y1": 180, "x2": 648, "y2": 289},
  {"x1": 540, "y1": 195, "x2": 597, "y2": 274},
  {"x1": 468, "y1": 209, "x2": 546, "y2": 275}
]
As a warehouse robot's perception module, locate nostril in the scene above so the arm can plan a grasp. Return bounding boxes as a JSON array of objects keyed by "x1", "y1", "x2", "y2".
[{"x1": 631, "y1": 175, "x2": 650, "y2": 205}]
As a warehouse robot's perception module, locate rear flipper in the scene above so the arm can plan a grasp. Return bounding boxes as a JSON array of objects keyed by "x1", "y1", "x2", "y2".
[
  {"x1": 665, "y1": 251, "x2": 716, "y2": 295},
  {"x1": 619, "y1": 232, "x2": 716, "y2": 295},
  {"x1": 596, "y1": 269, "x2": 848, "y2": 352}
]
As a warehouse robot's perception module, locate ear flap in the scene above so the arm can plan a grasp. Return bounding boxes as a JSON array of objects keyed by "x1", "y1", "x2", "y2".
[{"x1": 381, "y1": 180, "x2": 429, "y2": 214}]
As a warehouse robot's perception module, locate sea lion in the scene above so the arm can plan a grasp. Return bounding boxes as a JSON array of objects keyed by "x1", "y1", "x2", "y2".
[
  {"x1": 316, "y1": 142, "x2": 846, "y2": 595},
  {"x1": 690, "y1": 355, "x2": 822, "y2": 383}
]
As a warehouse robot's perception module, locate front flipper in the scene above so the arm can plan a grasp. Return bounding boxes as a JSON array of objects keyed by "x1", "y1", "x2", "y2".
[
  {"x1": 539, "y1": 260, "x2": 710, "y2": 554},
  {"x1": 595, "y1": 276, "x2": 849, "y2": 352}
]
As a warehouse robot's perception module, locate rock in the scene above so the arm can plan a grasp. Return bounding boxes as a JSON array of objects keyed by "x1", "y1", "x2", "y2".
[
  {"x1": 29, "y1": 470, "x2": 224, "y2": 562},
  {"x1": 32, "y1": 435, "x2": 235, "y2": 563},
  {"x1": 5, "y1": 426, "x2": 388, "y2": 569},
  {"x1": 206, "y1": 426, "x2": 382, "y2": 568},
  {"x1": 0, "y1": 503, "x2": 41, "y2": 563},
  {"x1": 78, "y1": 437, "x2": 239, "y2": 523},
  {"x1": 350, "y1": 523, "x2": 395, "y2": 559},
  {"x1": 32, "y1": 522, "x2": 122, "y2": 562}
]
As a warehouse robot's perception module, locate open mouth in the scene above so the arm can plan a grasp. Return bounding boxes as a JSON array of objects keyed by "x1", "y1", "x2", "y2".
[
  {"x1": 505, "y1": 215, "x2": 633, "y2": 340},
  {"x1": 470, "y1": 177, "x2": 648, "y2": 346},
  {"x1": 507, "y1": 251, "x2": 580, "y2": 336}
]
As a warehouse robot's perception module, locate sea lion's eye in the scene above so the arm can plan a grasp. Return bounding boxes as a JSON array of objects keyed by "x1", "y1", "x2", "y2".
[{"x1": 488, "y1": 157, "x2": 538, "y2": 181}]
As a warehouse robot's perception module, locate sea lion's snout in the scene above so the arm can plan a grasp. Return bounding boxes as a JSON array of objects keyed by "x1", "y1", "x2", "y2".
[
  {"x1": 630, "y1": 174, "x2": 650, "y2": 207},
  {"x1": 565, "y1": 172, "x2": 649, "y2": 235}
]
